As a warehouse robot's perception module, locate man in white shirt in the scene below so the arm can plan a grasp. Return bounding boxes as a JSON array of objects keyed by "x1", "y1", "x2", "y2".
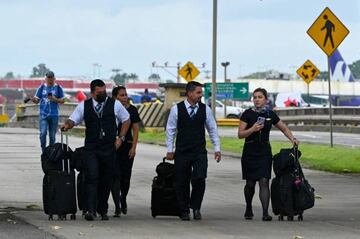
[
  {"x1": 62, "y1": 79, "x2": 130, "y2": 221},
  {"x1": 166, "y1": 81, "x2": 221, "y2": 221}
]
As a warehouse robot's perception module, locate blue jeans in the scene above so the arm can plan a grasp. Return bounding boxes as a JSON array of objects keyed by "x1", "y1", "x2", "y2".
[{"x1": 39, "y1": 116, "x2": 59, "y2": 152}]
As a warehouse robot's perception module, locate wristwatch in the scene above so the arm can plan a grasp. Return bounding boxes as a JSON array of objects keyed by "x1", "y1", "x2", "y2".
[{"x1": 117, "y1": 135, "x2": 126, "y2": 142}]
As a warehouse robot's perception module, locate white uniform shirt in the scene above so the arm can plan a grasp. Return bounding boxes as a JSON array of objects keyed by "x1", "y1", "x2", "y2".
[
  {"x1": 69, "y1": 97, "x2": 130, "y2": 126},
  {"x1": 166, "y1": 100, "x2": 221, "y2": 153}
]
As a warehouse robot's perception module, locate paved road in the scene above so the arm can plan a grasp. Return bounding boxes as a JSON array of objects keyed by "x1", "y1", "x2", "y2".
[
  {"x1": 0, "y1": 127, "x2": 359, "y2": 239},
  {"x1": 0, "y1": 211, "x2": 57, "y2": 239},
  {"x1": 218, "y1": 127, "x2": 360, "y2": 147}
]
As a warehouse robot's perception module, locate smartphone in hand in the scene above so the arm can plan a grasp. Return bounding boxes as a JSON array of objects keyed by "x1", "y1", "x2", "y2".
[{"x1": 256, "y1": 116, "x2": 265, "y2": 125}]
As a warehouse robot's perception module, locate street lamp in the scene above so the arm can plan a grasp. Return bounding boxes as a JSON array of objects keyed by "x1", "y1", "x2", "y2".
[{"x1": 221, "y1": 61, "x2": 230, "y2": 82}]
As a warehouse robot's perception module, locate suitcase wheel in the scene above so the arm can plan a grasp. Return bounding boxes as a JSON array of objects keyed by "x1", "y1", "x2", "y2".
[
  {"x1": 48, "y1": 215, "x2": 53, "y2": 220},
  {"x1": 58, "y1": 214, "x2": 66, "y2": 220},
  {"x1": 287, "y1": 216, "x2": 294, "y2": 221},
  {"x1": 70, "y1": 214, "x2": 76, "y2": 220},
  {"x1": 298, "y1": 214, "x2": 303, "y2": 221},
  {"x1": 278, "y1": 215, "x2": 284, "y2": 221},
  {"x1": 152, "y1": 213, "x2": 156, "y2": 218}
]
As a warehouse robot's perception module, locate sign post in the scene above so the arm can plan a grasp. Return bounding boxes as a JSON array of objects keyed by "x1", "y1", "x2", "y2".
[
  {"x1": 307, "y1": 7, "x2": 349, "y2": 147},
  {"x1": 296, "y1": 59, "x2": 320, "y2": 104}
]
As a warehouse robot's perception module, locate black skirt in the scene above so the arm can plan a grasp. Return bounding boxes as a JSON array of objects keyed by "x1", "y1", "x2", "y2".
[{"x1": 241, "y1": 141, "x2": 272, "y2": 180}]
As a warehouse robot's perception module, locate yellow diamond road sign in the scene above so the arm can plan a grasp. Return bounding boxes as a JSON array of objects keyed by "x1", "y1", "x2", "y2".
[
  {"x1": 296, "y1": 60, "x2": 320, "y2": 84},
  {"x1": 179, "y1": 61, "x2": 200, "y2": 82},
  {"x1": 307, "y1": 7, "x2": 349, "y2": 56}
]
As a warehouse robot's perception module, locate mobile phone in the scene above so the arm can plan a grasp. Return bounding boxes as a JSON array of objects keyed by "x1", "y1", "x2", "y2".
[
  {"x1": 256, "y1": 116, "x2": 265, "y2": 125},
  {"x1": 47, "y1": 92, "x2": 53, "y2": 96}
]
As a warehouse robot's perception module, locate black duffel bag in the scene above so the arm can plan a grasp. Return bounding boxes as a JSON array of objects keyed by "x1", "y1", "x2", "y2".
[
  {"x1": 71, "y1": 146, "x2": 85, "y2": 172},
  {"x1": 155, "y1": 157, "x2": 175, "y2": 188},
  {"x1": 293, "y1": 178, "x2": 315, "y2": 211},
  {"x1": 41, "y1": 143, "x2": 73, "y2": 173},
  {"x1": 273, "y1": 147, "x2": 302, "y2": 177},
  {"x1": 292, "y1": 146, "x2": 315, "y2": 211}
]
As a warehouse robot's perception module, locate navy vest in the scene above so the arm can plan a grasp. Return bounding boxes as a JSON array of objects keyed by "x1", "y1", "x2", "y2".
[
  {"x1": 84, "y1": 98, "x2": 117, "y2": 149},
  {"x1": 175, "y1": 101, "x2": 206, "y2": 153}
]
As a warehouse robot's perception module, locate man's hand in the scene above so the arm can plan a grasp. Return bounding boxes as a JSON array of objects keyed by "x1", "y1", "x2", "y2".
[
  {"x1": 166, "y1": 152, "x2": 174, "y2": 161},
  {"x1": 128, "y1": 146, "x2": 136, "y2": 159},
  {"x1": 61, "y1": 120, "x2": 74, "y2": 132},
  {"x1": 215, "y1": 151, "x2": 221, "y2": 163},
  {"x1": 30, "y1": 96, "x2": 39, "y2": 104},
  {"x1": 114, "y1": 138, "x2": 122, "y2": 150}
]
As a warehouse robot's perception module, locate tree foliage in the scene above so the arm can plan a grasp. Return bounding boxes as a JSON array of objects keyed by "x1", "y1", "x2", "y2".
[
  {"x1": 4, "y1": 72, "x2": 15, "y2": 79},
  {"x1": 112, "y1": 72, "x2": 139, "y2": 85},
  {"x1": 31, "y1": 63, "x2": 50, "y2": 78},
  {"x1": 349, "y1": 60, "x2": 360, "y2": 79}
]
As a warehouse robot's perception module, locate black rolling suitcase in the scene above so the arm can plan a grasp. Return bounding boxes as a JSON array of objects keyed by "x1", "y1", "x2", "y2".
[
  {"x1": 72, "y1": 146, "x2": 87, "y2": 214},
  {"x1": 42, "y1": 132, "x2": 77, "y2": 220},
  {"x1": 151, "y1": 157, "x2": 180, "y2": 218},
  {"x1": 271, "y1": 146, "x2": 314, "y2": 221},
  {"x1": 77, "y1": 171, "x2": 87, "y2": 215}
]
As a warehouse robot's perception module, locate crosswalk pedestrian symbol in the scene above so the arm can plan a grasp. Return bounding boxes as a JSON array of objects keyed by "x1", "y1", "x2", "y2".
[
  {"x1": 179, "y1": 61, "x2": 200, "y2": 82},
  {"x1": 296, "y1": 60, "x2": 320, "y2": 84},
  {"x1": 307, "y1": 7, "x2": 349, "y2": 56}
]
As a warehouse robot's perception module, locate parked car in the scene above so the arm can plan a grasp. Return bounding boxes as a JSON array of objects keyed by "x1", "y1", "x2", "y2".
[{"x1": 214, "y1": 100, "x2": 244, "y2": 119}]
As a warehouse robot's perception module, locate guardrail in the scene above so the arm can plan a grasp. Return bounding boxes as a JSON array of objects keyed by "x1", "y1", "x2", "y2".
[{"x1": 13, "y1": 104, "x2": 360, "y2": 133}]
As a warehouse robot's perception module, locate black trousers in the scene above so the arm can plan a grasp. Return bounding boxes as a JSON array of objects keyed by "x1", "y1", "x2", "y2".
[
  {"x1": 174, "y1": 151, "x2": 208, "y2": 213},
  {"x1": 84, "y1": 144, "x2": 116, "y2": 215},
  {"x1": 111, "y1": 142, "x2": 134, "y2": 212}
]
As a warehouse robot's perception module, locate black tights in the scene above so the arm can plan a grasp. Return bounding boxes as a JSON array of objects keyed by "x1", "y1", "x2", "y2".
[{"x1": 244, "y1": 178, "x2": 270, "y2": 216}]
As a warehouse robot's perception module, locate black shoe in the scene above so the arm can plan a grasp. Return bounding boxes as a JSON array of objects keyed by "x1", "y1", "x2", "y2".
[
  {"x1": 262, "y1": 215, "x2": 272, "y2": 221},
  {"x1": 244, "y1": 208, "x2": 254, "y2": 220},
  {"x1": 193, "y1": 210, "x2": 202, "y2": 220},
  {"x1": 120, "y1": 197, "x2": 127, "y2": 215},
  {"x1": 84, "y1": 212, "x2": 95, "y2": 221},
  {"x1": 101, "y1": 214, "x2": 109, "y2": 221},
  {"x1": 113, "y1": 211, "x2": 120, "y2": 218},
  {"x1": 179, "y1": 213, "x2": 190, "y2": 221}
]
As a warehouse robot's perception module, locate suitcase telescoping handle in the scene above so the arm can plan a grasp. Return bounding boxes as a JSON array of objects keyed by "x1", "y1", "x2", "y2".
[
  {"x1": 293, "y1": 145, "x2": 305, "y2": 179},
  {"x1": 60, "y1": 130, "x2": 71, "y2": 174}
]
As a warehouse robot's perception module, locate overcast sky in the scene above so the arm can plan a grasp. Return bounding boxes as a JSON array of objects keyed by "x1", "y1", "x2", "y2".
[{"x1": 0, "y1": 0, "x2": 359, "y2": 81}]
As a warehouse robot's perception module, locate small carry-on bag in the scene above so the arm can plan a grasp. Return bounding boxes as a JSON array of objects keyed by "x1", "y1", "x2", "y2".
[
  {"x1": 151, "y1": 157, "x2": 180, "y2": 218},
  {"x1": 42, "y1": 131, "x2": 77, "y2": 220}
]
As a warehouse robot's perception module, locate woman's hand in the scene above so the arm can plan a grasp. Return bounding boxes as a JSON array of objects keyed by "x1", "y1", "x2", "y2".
[
  {"x1": 251, "y1": 122, "x2": 264, "y2": 132},
  {"x1": 292, "y1": 137, "x2": 300, "y2": 146}
]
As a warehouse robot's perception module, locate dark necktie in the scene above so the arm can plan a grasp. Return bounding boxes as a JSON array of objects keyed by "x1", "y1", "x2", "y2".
[
  {"x1": 189, "y1": 105, "x2": 196, "y2": 119},
  {"x1": 95, "y1": 103, "x2": 102, "y2": 113}
]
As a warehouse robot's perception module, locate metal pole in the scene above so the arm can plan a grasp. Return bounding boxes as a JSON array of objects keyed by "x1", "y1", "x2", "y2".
[
  {"x1": 211, "y1": 0, "x2": 217, "y2": 118},
  {"x1": 327, "y1": 57, "x2": 334, "y2": 147},
  {"x1": 307, "y1": 83, "x2": 310, "y2": 105},
  {"x1": 224, "y1": 66, "x2": 227, "y2": 117},
  {"x1": 177, "y1": 63, "x2": 180, "y2": 83}
]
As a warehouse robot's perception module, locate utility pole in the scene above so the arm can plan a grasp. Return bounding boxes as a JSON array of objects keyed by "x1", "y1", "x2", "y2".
[{"x1": 211, "y1": 0, "x2": 218, "y2": 117}]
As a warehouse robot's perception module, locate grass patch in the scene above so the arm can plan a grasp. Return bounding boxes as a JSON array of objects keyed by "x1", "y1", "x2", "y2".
[{"x1": 139, "y1": 131, "x2": 360, "y2": 174}]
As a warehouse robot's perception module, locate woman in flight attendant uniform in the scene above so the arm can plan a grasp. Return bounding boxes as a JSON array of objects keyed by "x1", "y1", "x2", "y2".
[{"x1": 238, "y1": 88, "x2": 299, "y2": 221}]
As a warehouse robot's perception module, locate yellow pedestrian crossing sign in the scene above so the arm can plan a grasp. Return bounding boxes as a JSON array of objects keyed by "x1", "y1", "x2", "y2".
[
  {"x1": 179, "y1": 61, "x2": 200, "y2": 82},
  {"x1": 296, "y1": 60, "x2": 320, "y2": 84},
  {"x1": 307, "y1": 7, "x2": 349, "y2": 56}
]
